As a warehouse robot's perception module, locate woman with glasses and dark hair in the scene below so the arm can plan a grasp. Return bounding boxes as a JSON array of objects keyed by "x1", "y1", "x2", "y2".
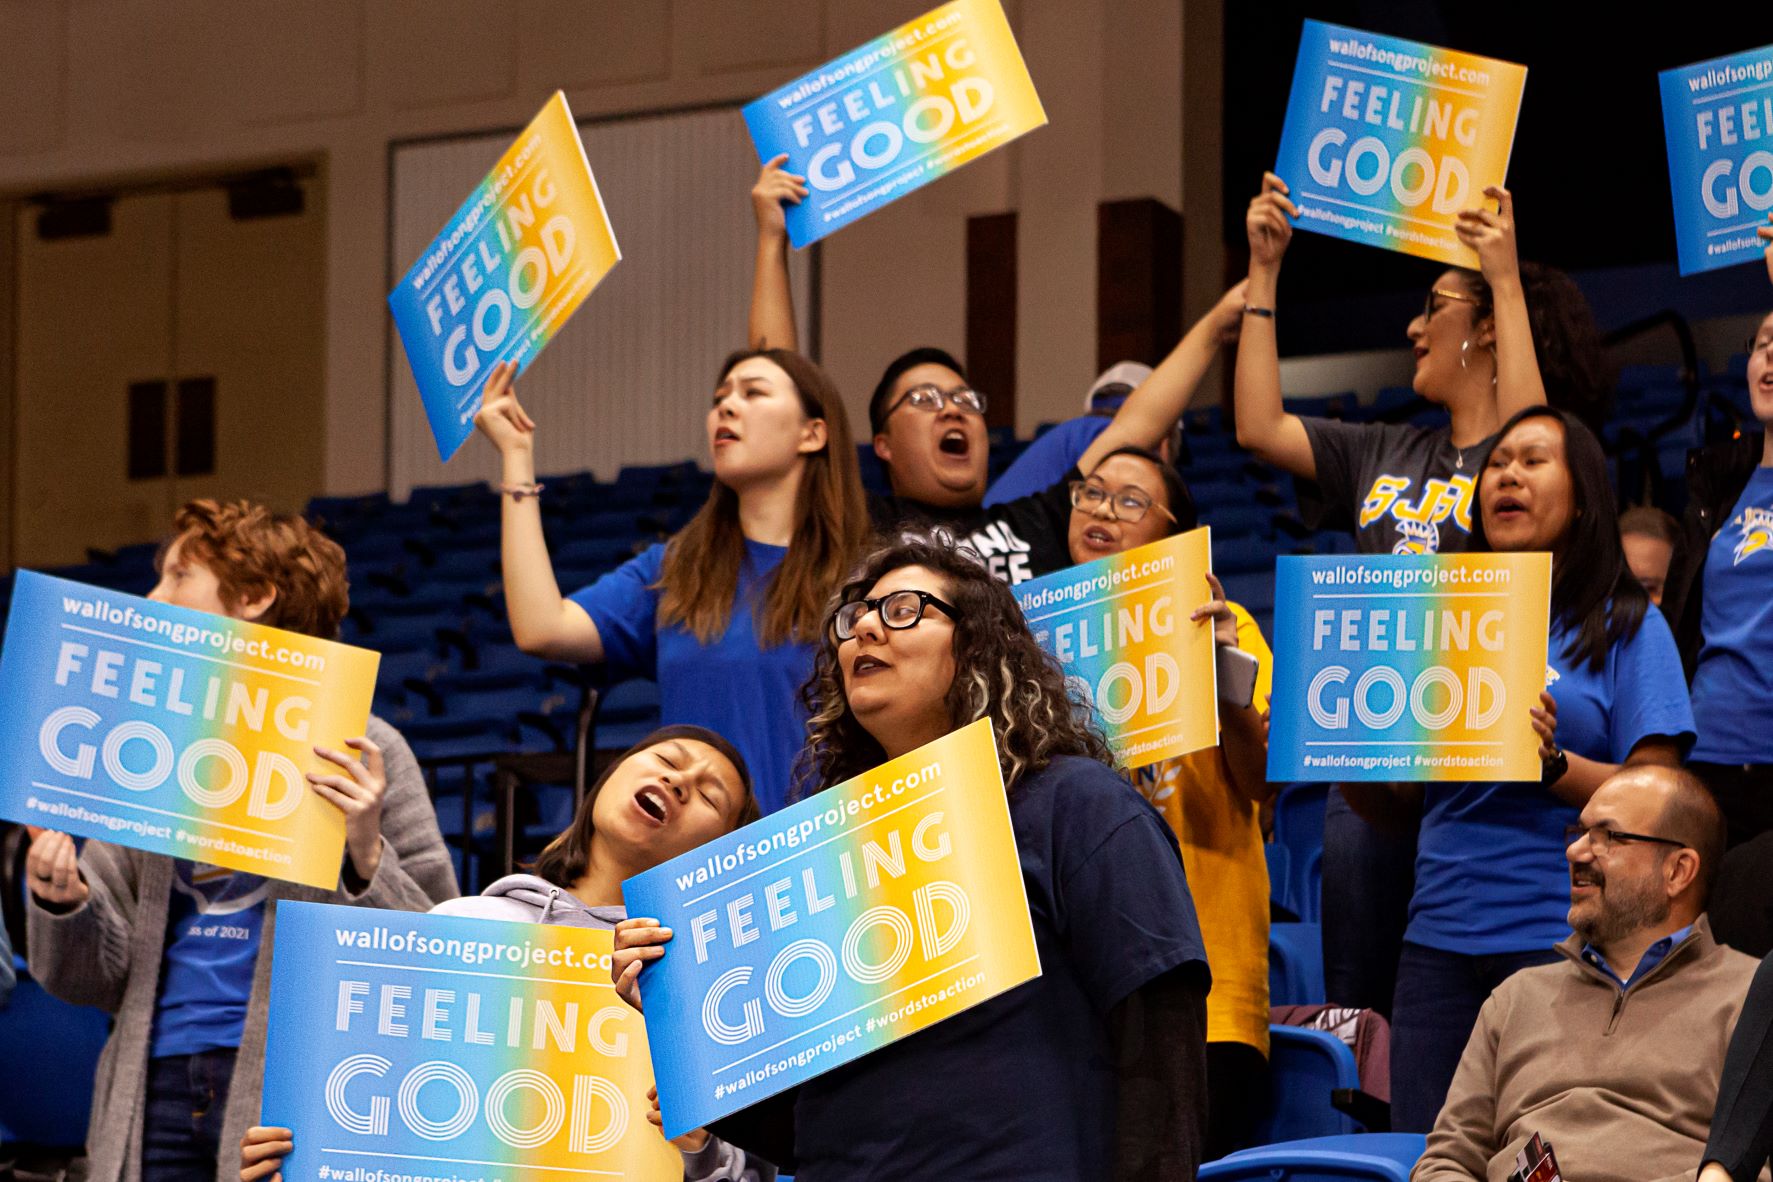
[
  {"x1": 473, "y1": 349, "x2": 870, "y2": 815},
  {"x1": 1384, "y1": 406, "x2": 1694, "y2": 1132},
  {"x1": 1233, "y1": 171, "x2": 1609, "y2": 1024},
  {"x1": 617, "y1": 536, "x2": 1212, "y2": 1180},
  {"x1": 1061, "y1": 444, "x2": 1277, "y2": 1159}
]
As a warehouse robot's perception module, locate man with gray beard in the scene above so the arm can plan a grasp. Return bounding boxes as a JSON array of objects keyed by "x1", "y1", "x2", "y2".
[{"x1": 1414, "y1": 766, "x2": 1764, "y2": 1182}]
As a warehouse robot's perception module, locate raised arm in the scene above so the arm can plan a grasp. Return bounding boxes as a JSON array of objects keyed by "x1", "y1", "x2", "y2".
[
  {"x1": 1233, "y1": 173, "x2": 1317, "y2": 478},
  {"x1": 1456, "y1": 186, "x2": 1545, "y2": 421},
  {"x1": 748, "y1": 154, "x2": 806, "y2": 351},
  {"x1": 1077, "y1": 280, "x2": 1247, "y2": 474},
  {"x1": 472, "y1": 362, "x2": 604, "y2": 661}
]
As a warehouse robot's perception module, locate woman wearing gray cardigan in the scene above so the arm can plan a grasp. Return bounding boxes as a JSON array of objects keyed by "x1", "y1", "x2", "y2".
[{"x1": 22, "y1": 500, "x2": 459, "y2": 1182}]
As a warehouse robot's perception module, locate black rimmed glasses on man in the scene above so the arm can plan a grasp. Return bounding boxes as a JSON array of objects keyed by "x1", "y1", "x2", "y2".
[
  {"x1": 831, "y1": 589, "x2": 961, "y2": 642},
  {"x1": 1563, "y1": 823, "x2": 1687, "y2": 852},
  {"x1": 883, "y1": 383, "x2": 987, "y2": 420}
]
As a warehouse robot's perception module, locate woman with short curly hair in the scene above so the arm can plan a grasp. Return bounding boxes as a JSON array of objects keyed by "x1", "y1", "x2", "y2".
[{"x1": 25, "y1": 498, "x2": 457, "y2": 1182}]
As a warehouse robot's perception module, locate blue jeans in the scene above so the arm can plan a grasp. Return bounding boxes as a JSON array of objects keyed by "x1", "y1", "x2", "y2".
[
  {"x1": 1390, "y1": 942, "x2": 1559, "y2": 1133},
  {"x1": 143, "y1": 1050, "x2": 237, "y2": 1182},
  {"x1": 1321, "y1": 788, "x2": 1417, "y2": 1016}
]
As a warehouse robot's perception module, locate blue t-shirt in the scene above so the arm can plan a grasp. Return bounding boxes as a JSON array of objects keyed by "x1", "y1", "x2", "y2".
[
  {"x1": 569, "y1": 540, "x2": 813, "y2": 815},
  {"x1": 791, "y1": 755, "x2": 1208, "y2": 1181},
  {"x1": 150, "y1": 863, "x2": 269, "y2": 1057},
  {"x1": 1691, "y1": 467, "x2": 1773, "y2": 764},
  {"x1": 1408, "y1": 609, "x2": 1695, "y2": 956},
  {"x1": 983, "y1": 416, "x2": 1110, "y2": 507}
]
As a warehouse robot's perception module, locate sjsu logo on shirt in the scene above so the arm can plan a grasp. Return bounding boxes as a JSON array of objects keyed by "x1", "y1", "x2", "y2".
[
  {"x1": 1357, "y1": 474, "x2": 1477, "y2": 555},
  {"x1": 1732, "y1": 506, "x2": 1773, "y2": 566}
]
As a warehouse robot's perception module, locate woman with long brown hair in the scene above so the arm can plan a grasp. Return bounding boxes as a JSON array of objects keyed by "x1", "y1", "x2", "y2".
[
  {"x1": 617, "y1": 536, "x2": 1212, "y2": 1180},
  {"x1": 474, "y1": 348, "x2": 870, "y2": 813}
]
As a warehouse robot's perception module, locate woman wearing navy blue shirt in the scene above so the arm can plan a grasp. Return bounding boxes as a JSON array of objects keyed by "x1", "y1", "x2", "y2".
[
  {"x1": 617, "y1": 536, "x2": 1212, "y2": 1180},
  {"x1": 474, "y1": 351, "x2": 870, "y2": 814},
  {"x1": 1388, "y1": 406, "x2": 1696, "y2": 1132}
]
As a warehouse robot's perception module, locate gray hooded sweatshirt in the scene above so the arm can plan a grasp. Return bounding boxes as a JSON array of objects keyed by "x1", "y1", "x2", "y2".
[{"x1": 433, "y1": 874, "x2": 776, "y2": 1182}]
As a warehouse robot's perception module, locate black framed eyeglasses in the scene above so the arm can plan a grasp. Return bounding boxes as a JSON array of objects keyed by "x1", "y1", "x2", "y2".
[
  {"x1": 1068, "y1": 480, "x2": 1177, "y2": 526},
  {"x1": 885, "y1": 383, "x2": 987, "y2": 419},
  {"x1": 1422, "y1": 286, "x2": 1479, "y2": 321},
  {"x1": 831, "y1": 589, "x2": 960, "y2": 641},
  {"x1": 1745, "y1": 331, "x2": 1773, "y2": 357},
  {"x1": 1563, "y1": 823, "x2": 1686, "y2": 852}
]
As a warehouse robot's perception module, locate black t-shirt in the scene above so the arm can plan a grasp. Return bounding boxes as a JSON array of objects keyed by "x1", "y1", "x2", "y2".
[
  {"x1": 1301, "y1": 418, "x2": 1495, "y2": 555},
  {"x1": 790, "y1": 755, "x2": 1210, "y2": 1181},
  {"x1": 869, "y1": 472, "x2": 1076, "y2": 585}
]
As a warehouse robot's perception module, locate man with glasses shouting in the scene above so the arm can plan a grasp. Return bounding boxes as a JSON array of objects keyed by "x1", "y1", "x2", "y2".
[
  {"x1": 860, "y1": 283, "x2": 1248, "y2": 585},
  {"x1": 1415, "y1": 764, "x2": 1758, "y2": 1182}
]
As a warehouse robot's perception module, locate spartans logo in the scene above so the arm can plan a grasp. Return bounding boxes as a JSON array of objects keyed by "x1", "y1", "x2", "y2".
[
  {"x1": 1393, "y1": 518, "x2": 1441, "y2": 555},
  {"x1": 1733, "y1": 506, "x2": 1773, "y2": 566}
]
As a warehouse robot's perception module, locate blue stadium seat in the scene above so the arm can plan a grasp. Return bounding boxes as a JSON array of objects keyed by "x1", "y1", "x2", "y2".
[
  {"x1": 856, "y1": 442, "x2": 890, "y2": 496},
  {"x1": 1269, "y1": 921, "x2": 1325, "y2": 1006},
  {"x1": 554, "y1": 538, "x2": 642, "y2": 571},
  {"x1": 1215, "y1": 535, "x2": 1282, "y2": 576},
  {"x1": 1202, "y1": 1134, "x2": 1426, "y2": 1181},
  {"x1": 307, "y1": 491, "x2": 392, "y2": 524},
  {"x1": 1616, "y1": 362, "x2": 1685, "y2": 393},
  {"x1": 1191, "y1": 479, "x2": 1248, "y2": 507},
  {"x1": 1201, "y1": 503, "x2": 1275, "y2": 539},
  {"x1": 0, "y1": 965, "x2": 111, "y2": 1147},
  {"x1": 1285, "y1": 392, "x2": 1357, "y2": 419},
  {"x1": 1253, "y1": 1027, "x2": 1362, "y2": 1145},
  {"x1": 1183, "y1": 449, "x2": 1250, "y2": 481},
  {"x1": 1271, "y1": 784, "x2": 1328, "y2": 921},
  {"x1": 593, "y1": 679, "x2": 662, "y2": 751},
  {"x1": 1370, "y1": 386, "x2": 1419, "y2": 416},
  {"x1": 1221, "y1": 571, "x2": 1275, "y2": 623}
]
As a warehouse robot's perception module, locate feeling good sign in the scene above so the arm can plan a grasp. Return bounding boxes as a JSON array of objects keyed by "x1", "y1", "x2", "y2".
[
  {"x1": 1273, "y1": 20, "x2": 1527, "y2": 266},
  {"x1": 622, "y1": 719, "x2": 1040, "y2": 1138},
  {"x1": 262, "y1": 903, "x2": 677, "y2": 1181},
  {"x1": 1659, "y1": 43, "x2": 1773, "y2": 275},
  {"x1": 1267, "y1": 553, "x2": 1550, "y2": 782},
  {"x1": 390, "y1": 91, "x2": 621, "y2": 461},
  {"x1": 0, "y1": 573, "x2": 379, "y2": 888},
  {"x1": 742, "y1": 0, "x2": 1046, "y2": 247},
  {"x1": 1014, "y1": 529, "x2": 1218, "y2": 768}
]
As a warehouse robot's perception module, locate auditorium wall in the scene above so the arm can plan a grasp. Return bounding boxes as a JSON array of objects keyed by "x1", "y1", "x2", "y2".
[{"x1": 0, "y1": 0, "x2": 1201, "y2": 504}]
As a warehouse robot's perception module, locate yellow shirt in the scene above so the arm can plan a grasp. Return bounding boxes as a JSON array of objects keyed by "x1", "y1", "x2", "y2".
[{"x1": 1131, "y1": 602, "x2": 1272, "y2": 1055}]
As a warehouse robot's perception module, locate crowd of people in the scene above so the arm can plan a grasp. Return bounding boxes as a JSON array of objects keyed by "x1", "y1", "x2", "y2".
[{"x1": 6, "y1": 158, "x2": 1773, "y2": 1182}]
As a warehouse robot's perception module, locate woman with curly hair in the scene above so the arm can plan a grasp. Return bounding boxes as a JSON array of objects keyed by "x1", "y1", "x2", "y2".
[{"x1": 617, "y1": 536, "x2": 1211, "y2": 1181}]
